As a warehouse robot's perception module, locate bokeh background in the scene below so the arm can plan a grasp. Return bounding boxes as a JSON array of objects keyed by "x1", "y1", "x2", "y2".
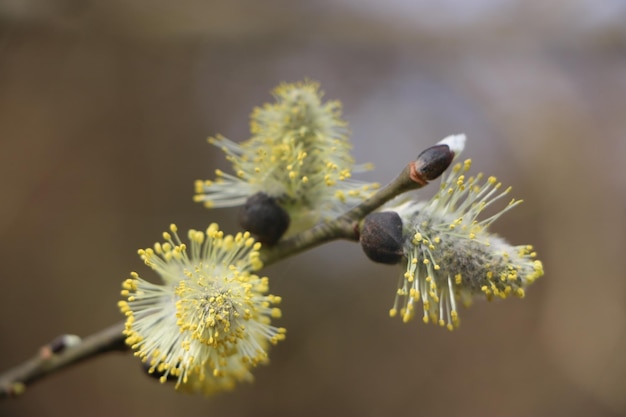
[{"x1": 1, "y1": 1, "x2": 625, "y2": 416}]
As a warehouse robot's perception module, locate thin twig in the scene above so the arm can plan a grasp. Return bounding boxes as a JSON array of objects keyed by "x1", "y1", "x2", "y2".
[{"x1": 0, "y1": 322, "x2": 127, "y2": 399}]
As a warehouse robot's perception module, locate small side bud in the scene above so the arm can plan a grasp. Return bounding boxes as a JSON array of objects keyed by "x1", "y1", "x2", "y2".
[
  {"x1": 239, "y1": 192, "x2": 290, "y2": 245},
  {"x1": 40, "y1": 334, "x2": 82, "y2": 358},
  {"x1": 412, "y1": 144, "x2": 455, "y2": 183},
  {"x1": 360, "y1": 211, "x2": 405, "y2": 264},
  {"x1": 49, "y1": 334, "x2": 81, "y2": 354}
]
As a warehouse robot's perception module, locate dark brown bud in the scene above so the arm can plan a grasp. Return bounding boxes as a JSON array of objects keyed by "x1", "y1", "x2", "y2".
[
  {"x1": 239, "y1": 192, "x2": 290, "y2": 246},
  {"x1": 412, "y1": 144, "x2": 454, "y2": 183},
  {"x1": 360, "y1": 211, "x2": 405, "y2": 265}
]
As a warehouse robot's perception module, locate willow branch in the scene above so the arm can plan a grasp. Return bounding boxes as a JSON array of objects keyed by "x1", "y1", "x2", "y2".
[
  {"x1": 0, "y1": 321, "x2": 127, "y2": 399},
  {"x1": 0, "y1": 140, "x2": 457, "y2": 400},
  {"x1": 260, "y1": 142, "x2": 455, "y2": 265}
]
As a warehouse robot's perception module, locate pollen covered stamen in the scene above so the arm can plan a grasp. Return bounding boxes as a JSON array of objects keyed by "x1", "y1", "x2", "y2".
[
  {"x1": 194, "y1": 81, "x2": 378, "y2": 235},
  {"x1": 119, "y1": 223, "x2": 285, "y2": 395},
  {"x1": 390, "y1": 154, "x2": 544, "y2": 331}
]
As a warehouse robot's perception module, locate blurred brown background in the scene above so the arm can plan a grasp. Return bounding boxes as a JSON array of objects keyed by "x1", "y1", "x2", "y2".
[{"x1": 1, "y1": 1, "x2": 625, "y2": 416}]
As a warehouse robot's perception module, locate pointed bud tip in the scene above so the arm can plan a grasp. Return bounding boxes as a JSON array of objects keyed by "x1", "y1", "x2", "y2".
[
  {"x1": 437, "y1": 134, "x2": 466, "y2": 157},
  {"x1": 413, "y1": 144, "x2": 454, "y2": 182}
]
